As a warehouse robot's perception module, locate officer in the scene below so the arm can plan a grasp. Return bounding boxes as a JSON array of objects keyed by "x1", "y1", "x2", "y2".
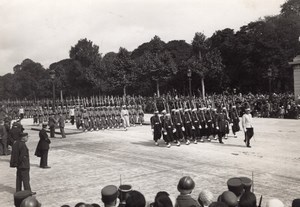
[
  {"x1": 242, "y1": 108, "x2": 254, "y2": 148},
  {"x1": 101, "y1": 185, "x2": 119, "y2": 207}
]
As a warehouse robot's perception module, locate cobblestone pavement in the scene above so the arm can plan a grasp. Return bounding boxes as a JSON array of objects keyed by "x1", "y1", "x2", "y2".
[{"x1": 1, "y1": 116, "x2": 299, "y2": 207}]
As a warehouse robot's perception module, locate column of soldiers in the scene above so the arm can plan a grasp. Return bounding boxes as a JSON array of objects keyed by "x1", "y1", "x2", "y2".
[
  {"x1": 151, "y1": 100, "x2": 241, "y2": 148},
  {"x1": 74, "y1": 105, "x2": 144, "y2": 132}
]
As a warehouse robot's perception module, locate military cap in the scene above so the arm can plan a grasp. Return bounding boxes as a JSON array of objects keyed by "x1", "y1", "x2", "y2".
[
  {"x1": 161, "y1": 110, "x2": 166, "y2": 114},
  {"x1": 239, "y1": 177, "x2": 252, "y2": 192},
  {"x1": 192, "y1": 108, "x2": 197, "y2": 112},
  {"x1": 101, "y1": 185, "x2": 118, "y2": 204},
  {"x1": 245, "y1": 108, "x2": 251, "y2": 111},
  {"x1": 154, "y1": 110, "x2": 159, "y2": 114},
  {"x1": 42, "y1": 122, "x2": 48, "y2": 127},
  {"x1": 184, "y1": 109, "x2": 189, "y2": 112},
  {"x1": 21, "y1": 132, "x2": 28, "y2": 137},
  {"x1": 232, "y1": 106, "x2": 236, "y2": 108},
  {"x1": 227, "y1": 177, "x2": 243, "y2": 197},
  {"x1": 177, "y1": 176, "x2": 195, "y2": 194}
]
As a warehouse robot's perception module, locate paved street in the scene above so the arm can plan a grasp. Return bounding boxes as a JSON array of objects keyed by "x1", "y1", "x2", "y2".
[{"x1": 1, "y1": 116, "x2": 299, "y2": 207}]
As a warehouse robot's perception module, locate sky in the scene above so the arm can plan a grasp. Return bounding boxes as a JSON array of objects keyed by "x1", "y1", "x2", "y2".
[{"x1": 0, "y1": 0, "x2": 286, "y2": 76}]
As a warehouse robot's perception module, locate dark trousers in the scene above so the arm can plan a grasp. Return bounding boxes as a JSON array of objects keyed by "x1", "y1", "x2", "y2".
[
  {"x1": 60, "y1": 127, "x2": 66, "y2": 138},
  {"x1": 70, "y1": 116, "x2": 75, "y2": 125},
  {"x1": 16, "y1": 168, "x2": 31, "y2": 192},
  {"x1": 245, "y1": 128, "x2": 254, "y2": 146},
  {"x1": 40, "y1": 150, "x2": 49, "y2": 167},
  {"x1": 50, "y1": 126, "x2": 55, "y2": 138},
  {"x1": 218, "y1": 132, "x2": 226, "y2": 143},
  {"x1": 0, "y1": 138, "x2": 7, "y2": 155}
]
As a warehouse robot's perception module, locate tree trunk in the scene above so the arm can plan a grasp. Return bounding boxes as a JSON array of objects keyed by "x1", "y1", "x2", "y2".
[
  {"x1": 156, "y1": 81, "x2": 160, "y2": 97},
  {"x1": 123, "y1": 85, "x2": 126, "y2": 97},
  {"x1": 201, "y1": 77, "x2": 205, "y2": 100}
]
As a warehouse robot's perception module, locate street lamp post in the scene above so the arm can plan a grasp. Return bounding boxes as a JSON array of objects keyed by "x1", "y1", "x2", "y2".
[
  {"x1": 267, "y1": 67, "x2": 272, "y2": 98},
  {"x1": 49, "y1": 69, "x2": 56, "y2": 112},
  {"x1": 187, "y1": 68, "x2": 192, "y2": 97}
]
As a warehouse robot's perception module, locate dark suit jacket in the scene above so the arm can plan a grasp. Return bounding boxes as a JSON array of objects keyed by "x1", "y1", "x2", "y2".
[
  {"x1": 48, "y1": 117, "x2": 56, "y2": 127},
  {"x1": 35, "y1": 128, "x2": 50, "y2": 157},
  {"x1": 10, "y1": 141, "x2": 30, "y2": 169}
]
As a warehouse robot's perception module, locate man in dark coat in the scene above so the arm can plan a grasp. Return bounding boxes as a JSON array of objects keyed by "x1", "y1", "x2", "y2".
[
  {"x1": 8, "y1": 121, "x2": 24, "y2": 146},
  {"x1": 10, "y1": 133, "x2": 32, "y2": 192},
  {"x1": 150, "y1": 110, "x2": 162, "y2": 146},
  {"x1": 35, "y1": 123, "x2": 51, "y2": 168},
  {"x1": 48, "y1": 113, "x2": 56, "y2": 138}
]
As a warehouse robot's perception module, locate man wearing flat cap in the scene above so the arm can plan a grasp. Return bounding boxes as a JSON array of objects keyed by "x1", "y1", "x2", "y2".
[
  {"x1": 101, "y1": 185, "x2": 119, "y2": 207},
  {"x1": 10, "y1": 132, "x2": 33, "y2": 192},
  {"x1": 35, "y1": 123, "x2": 51, "y2": 168}
]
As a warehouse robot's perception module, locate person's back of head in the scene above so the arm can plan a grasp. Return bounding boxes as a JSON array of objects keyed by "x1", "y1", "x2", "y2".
[
  {"x1": 218, "y1": 191, "x2": 238, "y2": 207},
  {"x1": 153, "y1": 191, "x2": 173, "y2": 207},
  {"x1": 239, "y1": 192, "x2": 256, "y2": 207},
  {"x1": 125, "y1": 190, "x2": 146, "y2": 207},
  {"x1": 177, "y1": 176, "x2": 195, "y2": 195},
  {"x1": 20, "y1": 196, "x2": 41, "y2": 207},
  {"x1": 292, "y1": 199, "x2": 300, "y2": 207},
  {"x1": 198, "y1": 190, "x2": 214, "y2": 207},
  {"x1": 101, "y1": 185, "x2": 118, "y2": 207},
  {"x1": 266, "y1": 198, "x2": 284, "y2": 207}
]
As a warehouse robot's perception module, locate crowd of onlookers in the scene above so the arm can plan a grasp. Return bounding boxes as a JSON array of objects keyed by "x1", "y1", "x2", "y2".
[{"x1": 13, "y1": 176, "x2": 300, "y2": 207}]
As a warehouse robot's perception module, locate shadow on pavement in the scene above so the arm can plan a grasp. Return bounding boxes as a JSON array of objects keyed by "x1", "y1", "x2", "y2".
[{"x1": 0, "y1": 183, "x2": 15, "y2": 194}]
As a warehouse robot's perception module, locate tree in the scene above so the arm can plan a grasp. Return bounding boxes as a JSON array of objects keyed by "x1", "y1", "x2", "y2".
[
  {"x1": 187, "y1": 32, "x2": 224, "y2": 98},
  {"x1": 108, "y1": 47, "x2": 137, "y2": 96}
]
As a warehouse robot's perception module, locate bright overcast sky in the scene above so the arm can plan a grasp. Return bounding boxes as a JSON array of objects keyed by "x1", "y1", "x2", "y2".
[{"x1": 0, "y1": 0, "x2": 286, "y2": 75}]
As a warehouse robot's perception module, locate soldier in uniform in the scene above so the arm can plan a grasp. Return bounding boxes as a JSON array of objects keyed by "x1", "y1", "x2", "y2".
[
  {"x1": 150, "y1": 110, "x2": 162, "y2": 146},
  {"x1": 163, "y1": 112, "x2": 175, "y2": 148},
  {"x1": 216, "y1": 107, "x2": 230, "y2": 144},
  {"x1": 69, "y1": 106, "x2": 75, "y2": 125},
  {"x1": 75, "y1": 107, "x2": 82, "y2": 129},
  {"x1": 229, "y1": 106, "x2": 240, "y2": 138},
  {"x1": 82, "y1": 108, "x2": 90, "y2": 132},
  {"x1": 191, "y1": 108, "x2": 200, "y2": 144},
  {"x1": 171, "y1": 109, "x2": 184, "y2": 146},
  {"x1": 182, "y1": 109, "x2": 192, "y2": 144},
  {"x1": 0, "y1": 119, "x2": 8, "y2": 155},
  {"x1": 48, "y1": 113, "x2": 57, "y2": 138},
  {"x1": 58, "y1": 112, "x2": 66, "y2": 138},
  {"x1": 115, "y1": 106, "x2": 122, "y2": 128},
  {"x1": 137, "y1": 105, "x2": 144, "y2": 126},
  {"x1": 121, "y1": 105, "x2": 130, "y2": 130},
  {"x1": 198, "y1": 108, "x2": 207, "y2": 142}
]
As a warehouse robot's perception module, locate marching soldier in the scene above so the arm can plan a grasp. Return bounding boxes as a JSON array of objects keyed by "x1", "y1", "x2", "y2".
[
  {"x1": 121, "y1": 105, "x2": 130, "y2": 130},
  {"x1": 216, "y1": 107, "x2": 230, "y2": 144},
  {"x1": 150, "y1": 110, "x2": 162, "y2": 146},
  {"x1": 191, "y1": 108, "x2": 200, "y2": 144},
  {"x1": 137, "y1": 105, "x2": 144, "y2": 126},
  {"x1": 229, "y1": 105, "x2": 240, "y2": 138},
  {"x1": 183, "y1": 109, "x2": 192, "y2": 144},
  {"x1": 198, "y1": 108, "x2": 207, "y2": 142},
  {"x1": 82, "y1": 108, "x2": 90, "y2": 132},
  {"x1": 163, "y1": 113, "x2": 176, "y2": 148}
]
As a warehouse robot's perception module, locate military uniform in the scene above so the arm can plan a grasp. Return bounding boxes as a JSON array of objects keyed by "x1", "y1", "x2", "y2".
[{"x1": 150, "y1": 112, "x2": 162, "y2": 145}]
